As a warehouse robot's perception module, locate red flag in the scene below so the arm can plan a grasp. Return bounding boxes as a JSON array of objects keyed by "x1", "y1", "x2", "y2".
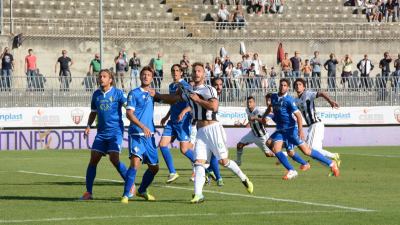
[{"x1": 277, "y1": 42, "x2": 284, "y2": 65}]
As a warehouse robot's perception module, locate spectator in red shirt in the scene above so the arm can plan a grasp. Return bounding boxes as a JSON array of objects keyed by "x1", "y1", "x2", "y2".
[{"x1": 25, "y1": 49, "x2": 37, "y2": 90}]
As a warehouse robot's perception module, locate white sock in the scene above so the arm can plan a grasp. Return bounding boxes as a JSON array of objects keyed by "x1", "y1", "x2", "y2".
[
  {"x1": 316, "y1": 148, "x2": 335, "y2": 159},
  {"x1": 224, "y1": 160, "x2": 247, "y2": 181},
  {"x1": 194, "y1": 164, "x2": 205, "y2": 196}
]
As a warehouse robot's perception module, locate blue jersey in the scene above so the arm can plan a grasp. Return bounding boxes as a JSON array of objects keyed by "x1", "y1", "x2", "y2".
[
  {"x1": 127, "y1": 87, "x2": 158, "y2": 135},
  {"x1": 91, "y1": 87, "x2": 126, "y2": 137},
  {"x1": 270, "y1": 93, "x2": 299, "y2": 130},
  {"x1": 168, "y1": 79, "x2": 191, "y2": 122}
]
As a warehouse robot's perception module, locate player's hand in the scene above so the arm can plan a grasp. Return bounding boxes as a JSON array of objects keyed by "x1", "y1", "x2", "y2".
[
  {"x1": 250, "y1": 116, "x2": 256, "y2": 121},
  {"x1": 189, "y1": 93, "x2": 200, "y2": 102},
  {"x1": 299, "y1": 129, "x2": 305, "y2": 141},
  {"x1": 84, "y1": 127, "x2": 90, "y2": 139},
  {"x1": 142, "y1": 126, "x2": 151, "y2": 137},
  {"x1": 330, "y1": 101, "x2": 339, "y2": 109},
  {"x1": 177, "y1": 112, "x2": 185, "y2": 122},
  {"x1": 160, "y1": 117, "x2": 168, "y2": 127},
  {"x1": 148, "y1": 88, "x2": 156, "y2": 97}
]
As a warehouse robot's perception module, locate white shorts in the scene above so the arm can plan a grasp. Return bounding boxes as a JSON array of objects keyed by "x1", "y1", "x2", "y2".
[
  {"x1": 306, "y1": 122, "x2": 324, "y2": 150},
  {"x1": 239, "y1": 131, "x2": 272, "y2": 154},
  {"x1": 195, "y1": 122, "x2": 228, "y2": 161},
  {"x1": 190, "y1": 125, "x2": 197, "y2": 144}
]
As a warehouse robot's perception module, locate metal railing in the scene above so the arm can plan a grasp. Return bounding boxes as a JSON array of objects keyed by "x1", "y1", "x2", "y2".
[
  {"x1": 2, "y1": 18, "x2": 400, "y2": 40},
  {"x1": 0, "y1": 75, "x2": 399, "y2": 107}
]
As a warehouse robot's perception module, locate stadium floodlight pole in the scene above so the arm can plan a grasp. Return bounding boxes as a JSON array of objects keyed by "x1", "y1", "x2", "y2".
[{"x1": 99, "y1": 0, "x2": 104, "y2": 69}]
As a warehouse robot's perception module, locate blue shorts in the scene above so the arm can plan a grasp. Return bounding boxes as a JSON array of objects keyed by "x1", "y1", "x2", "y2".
[
  {"x1": 270, "y1": 127, "x2": 304, "y2": 147},
  {"x1": 91, "y1": 134, "x2": 123, "y2": 155},
  {"x1": 162, "y1": 119, "x2": 191, "y2": 142},
  {"x1": 128, "y1": 135, "x2": 158, "y2": 165}
]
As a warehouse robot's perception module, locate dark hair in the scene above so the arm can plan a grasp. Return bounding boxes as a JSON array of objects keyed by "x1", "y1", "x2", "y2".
[
  {"x1": 247, "y1": 96, "x2": 255, "y2": 101},
  {"x1": 28, "y1": 49, "x2": 33, "y2": 52},
  {"x1": 280, "y1": 78, "x2": 291, "y2": 86},
  {"x1": 98, "y1": 69, "x2": 115, "y2": 86},
  {"x1": 140, "y1": 66, "x2": 155, "y2": 77},
  {"x1": 171, "y1": 64, "x2": 182, "y2": 72},
  {"x1": 294, "y1": 78, "x2": 306, "y2": 88},
  {"x1": 212, "y1": 77, "x2": 223, "y2": 86}
]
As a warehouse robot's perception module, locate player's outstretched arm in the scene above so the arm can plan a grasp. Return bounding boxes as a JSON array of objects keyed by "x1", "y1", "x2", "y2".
[
  {"x1": 152, "y1": 91, "x2": 182, "y2": 104},
  {"x1": 161, "y1": 110, "x2": 171, "y2": 126},
  {"x1": 190, "y1": 94, "x2": 218, "y2": 112},
  {"x1": 177, "y1": 106, "x2": 191, "y2": 122},
  {"x1": 317, "y1": 92, "x2": 339, "y2": 109}
]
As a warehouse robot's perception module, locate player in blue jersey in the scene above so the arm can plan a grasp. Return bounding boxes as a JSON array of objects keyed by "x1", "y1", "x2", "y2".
[
  {"x1": 121, "y1": 66, "x2": 161, "y2": 204},
  {"x1": 158, "y1": 64, "x2": 195, "y2": 183},
  {"x1": 80, "y1": 69, "x2": 129, "y2": 200},
  {"x1": 265, "y1": 78, "x2": 340, "y2": 180}
]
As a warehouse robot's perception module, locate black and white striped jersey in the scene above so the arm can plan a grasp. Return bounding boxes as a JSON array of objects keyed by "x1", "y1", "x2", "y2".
[
  {"x1": 182, "y1": 84, "x2": 218, "y2": 121},
  {"x1": 246, "y1": 107, "x2": 267, "y2": 137},
  {"x1": 295, "y1": 90, "x2": 321, "y2": 126}
]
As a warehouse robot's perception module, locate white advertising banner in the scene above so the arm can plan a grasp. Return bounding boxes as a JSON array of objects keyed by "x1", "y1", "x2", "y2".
[{"x1": 1, "y1": 106, "x2": 400, "y2": 128}]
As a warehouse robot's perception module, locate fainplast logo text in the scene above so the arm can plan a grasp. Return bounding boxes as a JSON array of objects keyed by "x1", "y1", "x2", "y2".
[
  {"x1": 0, "y1": 113, "x2": 23, "y2": 122},
  {"x1": 218, "y1": 111, "x2": 247, "y2": 120},
  {"x1": 318, "y1": 112, "x2": 351, "y2": 120}
]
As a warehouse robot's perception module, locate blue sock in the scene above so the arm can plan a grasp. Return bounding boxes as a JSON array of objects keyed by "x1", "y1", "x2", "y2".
[
  {"x1": 209, "y1": 155, "x2": 222, "y2": 180},
  {"x1": 275, "y1": 151, "x2": 295, "y2": 171},
  {"x1": 86, "y1": 164, "x2": 97, "y2": 194},
  {"x1": 138, "y1": 169, "x2": 156, "y2": 194},
  {"x1": 160, "y1": 146, "x2": 176, "y2": 174},
  {"x1": 310, "y1": 149, "x2": 332, "y2": 167},
  {"x1": 123, "y1": 167, "x2": 137, "y2": 197},
  {"x1": 291, "y1": 152, "x2": 308, "y2": 165},
  {"x1": 184, "y1": 149, "x2": 195, "y2": 163},
  {"x1": 116, "y1": 162, "x2": 128, "y2": 181}
]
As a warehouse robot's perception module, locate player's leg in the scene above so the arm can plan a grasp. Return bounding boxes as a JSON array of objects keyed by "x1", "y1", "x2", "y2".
[
  {"x1": 121, "y1": 136, "x2": 144, "y2": 203},
  {"x1": 81, "y1": 135, "x2": 105, "y2": 200},
  {"x1": 191, "y1": 130, "x2": 208, "y2": 203},
  {"x1": 159, "y1": 122, "x2": 178, "y2": 182},
  {"x1": 307, "y1": 123, "x2": 340, "y2": 165},
  {"x1": 108, "y1": 135, "x2": 127, "y2": 181},
  {"x1": 269, "y1": 131, "x2": 296, "y2": 177},
  {"x1": 177, "y1": 119, "x2": 196, "y2": 163},
  {"x1": 255, "y1": 135, "x2": 275, "y2": 158},
  {"x1": 213, "y1": 124, "x2": 253, "y2": 193},
  {"x1": 137, "y1": 136, "x2": 159, "y2": 200},
  {"x1": 236, "y1": 131, "x2": 254, "y2": 165}
]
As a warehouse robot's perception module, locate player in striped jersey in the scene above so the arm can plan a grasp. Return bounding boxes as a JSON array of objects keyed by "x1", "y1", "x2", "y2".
[
  {"x1": 154, "y1": 62, "x2": 253, "y2": 203},
  {"x1": 235, "y1": 96, "x2": 275, "y2": 166},
  {"x1": 293, "y1": 78, "x2": 341, "y2": 168}
]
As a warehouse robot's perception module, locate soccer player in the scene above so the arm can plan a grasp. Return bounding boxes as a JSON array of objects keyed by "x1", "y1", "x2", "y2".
[
  {"x1": 81, "y1": 69, "x2": 128, "y2": 200},
  {"x1": 236, "y1": 96, "x2": 275, "y2": 166},
  {"x1": 293, "y1": 78, "x2": 341, "y2": 167},
  {"x1": 158, "y1": 64, "x2": 195, "y2": 183},
  {"x1": 154, "y1": 62, "x2": 253, "y2": 203},
  {"x1": 266, "y1": 78, "x2": 339, "y2": 180},
  {"x1": 121, "y1": 66, "x2": 160, "y2": 204}
]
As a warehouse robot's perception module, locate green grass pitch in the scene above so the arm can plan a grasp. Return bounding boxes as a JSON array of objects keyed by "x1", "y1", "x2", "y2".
[{"x1": 1, "y1": 147, "x2": 400, "y2": 225}]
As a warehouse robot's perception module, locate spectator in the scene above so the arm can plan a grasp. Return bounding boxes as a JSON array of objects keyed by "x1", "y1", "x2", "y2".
[
  {"x1": 252, "y1": 53, "x2": 263, "y2": 88},
  {"x1": 213, "y1": 56, "x2": 223, "y2": 78},
  {"x1": 394, "y1": 0, "x2": 399, "y2": 22},
  {"x1": 180, "y1": 53, "x2": 191, "y2": 82},
  {"x1": 242, "y1": 53, "x2": 252, "y2": 72},
  {"x1": 233, "y1": 4, "x2": 246, "y2": 28},
  {"x1": 290, "y1": 51, "x2": 302, "y2": 78},
  {"x1": 280, "y1": 52, "x2": 292, "y2": 78},
  {"x1": 114, "y1": 51, "x2": 127, "y2": 90},
  {"x1": 205, "y1": 62, "x2": 213, "y2": 84},
  {"x1": 385, "y1": 0, "x2": 395, "y2": 22},
  {"x1": 232, "y1": 62, "x2": 242, "y2": 98},
  {"x1": 379, "y1": 51, "x2": 392, "y2": 89},
  {"x1": 223, "y1": 55, "x2": 234, "y2": 75},
  {"x1": 269, "y1": 66, "x2": 277, "y2": 90},
  {"x1": 247, "y1": 0, "x2": 258, "y2": 14},
  {"x1": 341, "y1": 54, "x2": 353, "y2": 88},
  {"x1": 393, "y1": 54, "x2": 400, "y2": 93},
  {"x1": 301, "y1": 59, "x2": 312, "y2": 88},
  {"x1": 310, "y1": 51, "x2": 322, "y2": 89},
  {"x1": 357, "y1": 54, "x2": 374, "y2": 89},
  {"x1": 35, "y1": 69, "x2": 46, "y2": 92},
  {"x1": 217, "y1": 3, "x2": 230, "y2": 29},
  {"x1": 324, "y1": 53, "x2": 339, "y2": 89},
  {"x1": 246, "y1": 63, "x2": 257, "y2": 90},
  {"x1": 153, "y1": 52, "x2": 164, "y2": 91},
  {"x1": 89, "y1": 53, "x2": 101, "y2": 77},
  {"x1": 25, "y1": 49, "x2": 37, "y2": 91},
  {"x1": 271, "y1": 0, "x2": 284, "y2": 14},
  {"x1": 0, "y1": 47, "x2": 14, "y2": 91},
  {"x1": 55, "y1": 50, "x2": 73, "y2": 92},
  {"x1": 365, "y1": 0, "x2": 376, "y2": 22},
  {"x1": 129, "y1": 52, "x2": 141, "y2": 89}
]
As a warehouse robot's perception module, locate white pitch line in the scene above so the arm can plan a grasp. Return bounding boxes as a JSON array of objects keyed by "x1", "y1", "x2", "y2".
[
  {"x1": 17, "y1": 170, "x2": 376, "y2": 213},
  {"x1": 0, "y1": 210, "x2": 365, "y2": 224},
  {"x1": 340, "y1": 153, "x2": 400, "y2": 158}
]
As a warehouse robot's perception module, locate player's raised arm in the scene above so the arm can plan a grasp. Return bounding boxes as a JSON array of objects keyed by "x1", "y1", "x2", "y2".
[
  {"x1": 161, "y1": 110, "x2": 171, "y2": 127},
  {"x1": 317, "y1": 92, "x2": 339, "y2": 109}
]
